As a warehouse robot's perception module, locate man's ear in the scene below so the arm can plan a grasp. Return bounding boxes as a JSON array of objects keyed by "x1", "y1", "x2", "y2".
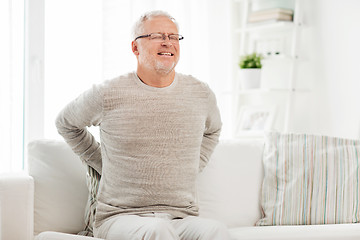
[{"x1": 132, "y1": 41, "x2": 139, "y2": 55}]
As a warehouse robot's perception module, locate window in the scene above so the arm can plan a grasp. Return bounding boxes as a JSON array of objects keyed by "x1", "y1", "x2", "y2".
[
  {"x1": 0, "y1": 0, "x2": 25, "y2": 173},
  {"x1": 43, "y1": 0, "x2": 103, "y2": 139}
]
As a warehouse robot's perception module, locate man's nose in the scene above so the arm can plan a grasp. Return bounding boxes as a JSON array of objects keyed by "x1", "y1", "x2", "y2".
[{"x1": 161, "y1": 39, "x2": 173, "y2": 46}]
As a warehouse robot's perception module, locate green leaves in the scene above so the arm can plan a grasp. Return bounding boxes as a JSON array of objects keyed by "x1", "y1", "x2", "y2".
[{"x1": 239, "y1": 53, "x2": 263, "y2": 69}]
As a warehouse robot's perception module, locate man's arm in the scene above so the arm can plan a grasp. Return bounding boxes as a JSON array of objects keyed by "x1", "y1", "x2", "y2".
[
  {"x1": 55, "y1": 84, "x2": 103, "y2": 174},
  {"x1": 199, "y1": 88, "x2": 222, "y2": 172}
]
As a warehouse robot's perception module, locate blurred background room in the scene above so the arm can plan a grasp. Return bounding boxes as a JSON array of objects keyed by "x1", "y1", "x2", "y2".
[{"x1": 1, "y1": 0, "x2": 360, "y2": 173}]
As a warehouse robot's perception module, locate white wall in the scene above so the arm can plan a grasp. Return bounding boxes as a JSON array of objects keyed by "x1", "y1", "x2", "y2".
[{"x1": 290, "y1": 0, "x2": 360, "y2": 139}]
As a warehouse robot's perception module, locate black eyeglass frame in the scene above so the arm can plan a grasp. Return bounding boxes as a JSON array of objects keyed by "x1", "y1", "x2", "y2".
[{"x1": 134, "y1": 32, "x2": 184, "y2": 42}]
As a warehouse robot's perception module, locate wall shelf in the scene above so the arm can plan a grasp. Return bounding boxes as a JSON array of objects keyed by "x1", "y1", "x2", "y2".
[
  {"x1": 235, "y1": 21, "x2": 296, "y2": 33},
  {"x1": 231, "y1": 0, "x2": 306, "y2": 135}
]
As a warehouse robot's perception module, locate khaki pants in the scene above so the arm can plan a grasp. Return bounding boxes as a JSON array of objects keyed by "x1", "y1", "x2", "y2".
[{"x1": 94, "y1": 213, "x2": 230, "y2": 240}]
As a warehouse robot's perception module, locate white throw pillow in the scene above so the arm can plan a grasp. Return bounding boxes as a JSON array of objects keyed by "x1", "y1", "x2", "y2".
[
  {"x1": 197, "y1": 138, "x2": 265, "y2": 227},
  {"x1": 28, "y1": 139, "x2": 88, "y2": 235}
]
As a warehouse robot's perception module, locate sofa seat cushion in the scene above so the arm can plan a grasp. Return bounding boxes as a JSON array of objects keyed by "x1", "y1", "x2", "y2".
[
  {"x1": 229, "y1": 223, "x2": 360, "y2": 240},
  {"x1": 35, "y1": 231, "x2": 104, "y2": 240}
]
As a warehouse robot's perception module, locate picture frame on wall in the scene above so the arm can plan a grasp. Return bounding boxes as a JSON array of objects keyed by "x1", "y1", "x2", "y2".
[{"x1": 235, "y1": 105, "x2": 276, "y2": 137}]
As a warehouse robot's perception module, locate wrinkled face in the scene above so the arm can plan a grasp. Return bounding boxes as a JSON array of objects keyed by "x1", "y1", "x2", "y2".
[{"x1": 132, "y1": 16, "x2": 180, "y2": 75}]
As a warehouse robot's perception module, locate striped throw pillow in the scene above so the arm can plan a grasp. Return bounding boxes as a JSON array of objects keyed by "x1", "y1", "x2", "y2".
[
  {"x1": 257, "y1": 132, "x2": 360, "y2": 226},
  {"x1": 78, "y1": 165, "x2": 101, "y2": 236}
]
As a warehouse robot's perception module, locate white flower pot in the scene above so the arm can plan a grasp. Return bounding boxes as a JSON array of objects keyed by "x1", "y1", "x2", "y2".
[{"x1": 239, "y1": 69, "x2": 262, "y2": 90}]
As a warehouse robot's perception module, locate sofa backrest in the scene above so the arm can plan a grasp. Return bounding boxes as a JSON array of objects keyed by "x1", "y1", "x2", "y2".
[{"x1": 28, "y1": 138, "x2": 265, "y2": 235}]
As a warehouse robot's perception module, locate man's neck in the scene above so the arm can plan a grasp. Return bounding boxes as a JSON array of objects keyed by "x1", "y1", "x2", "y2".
[{"x1": 136, "y1": 68, "x2": 175, "y2": 88}]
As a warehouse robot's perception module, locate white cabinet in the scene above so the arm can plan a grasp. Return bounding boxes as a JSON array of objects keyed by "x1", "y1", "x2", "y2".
[{"x1": 230, "y1": 0, "x2": 307, "y2": 137}]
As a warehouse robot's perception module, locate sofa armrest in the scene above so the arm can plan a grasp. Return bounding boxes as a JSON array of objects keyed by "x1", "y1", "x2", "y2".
[{"x1": 0, "y1": 173, "x2": 34, "y2": 240}]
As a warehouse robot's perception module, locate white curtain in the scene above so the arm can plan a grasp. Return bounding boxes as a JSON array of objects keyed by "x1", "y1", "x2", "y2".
[{"x1": 0, "y1": 0, "x2": 25, "y2": 173}]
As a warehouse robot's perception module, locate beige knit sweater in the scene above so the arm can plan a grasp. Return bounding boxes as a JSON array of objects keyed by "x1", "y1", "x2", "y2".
[{"x1": 56, "y1": 72, "x2": 222, "y2": 229}]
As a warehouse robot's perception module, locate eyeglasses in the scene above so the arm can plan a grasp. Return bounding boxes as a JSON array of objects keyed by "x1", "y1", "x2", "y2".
[{"x1": 134, "y1": 33, "x2": 184, "y2": 43}]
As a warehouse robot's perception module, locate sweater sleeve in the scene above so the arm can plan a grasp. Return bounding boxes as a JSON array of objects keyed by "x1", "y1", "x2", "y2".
[
  {"x1": 55, "y1": 84, "x2": 103, "y2": 174},
  {"x1": 199, "y1": 88, "x2": 222, "y2": 172}
]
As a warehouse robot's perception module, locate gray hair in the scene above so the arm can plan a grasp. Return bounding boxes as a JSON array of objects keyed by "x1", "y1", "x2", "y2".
[{"x1": 132, "y1": 10, "x2": 179, "y2": 40}]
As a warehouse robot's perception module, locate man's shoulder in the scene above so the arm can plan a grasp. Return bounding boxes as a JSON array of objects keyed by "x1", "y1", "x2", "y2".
[
  {"x1": 101, "y1": 72, "x2": 135, "y2": 88},
  {"x1": 176, "y1": 72, "x2": 210, "y2": 91}
]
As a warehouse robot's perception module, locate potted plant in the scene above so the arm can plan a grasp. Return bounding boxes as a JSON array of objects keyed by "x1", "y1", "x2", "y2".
[{"x1": 238, "y1": 53, "x2": 263, "y2": 89}]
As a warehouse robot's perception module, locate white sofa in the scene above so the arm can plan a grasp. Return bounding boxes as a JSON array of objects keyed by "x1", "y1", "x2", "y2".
[{"x1": 2, "y1": 138, "x2": 360, "y2": 240}]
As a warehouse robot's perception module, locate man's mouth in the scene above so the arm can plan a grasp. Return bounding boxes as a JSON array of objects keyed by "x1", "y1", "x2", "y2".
[{"x1": 158, "y1": 52, "x2": 174, "y2": 56}]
